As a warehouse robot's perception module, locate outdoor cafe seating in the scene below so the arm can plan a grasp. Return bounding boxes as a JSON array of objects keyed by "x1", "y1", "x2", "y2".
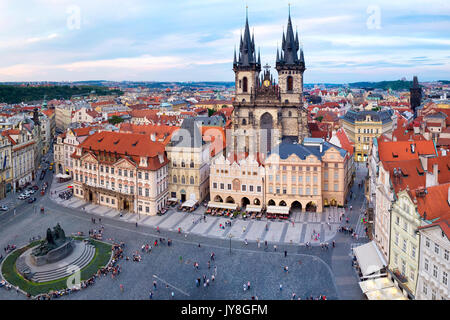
[
  {"x1": 266, "y1": 205, "x2": 290, "y2": 220},
  {"x1": 206, "y1": 201, "x2": 238, "y2": 217}
]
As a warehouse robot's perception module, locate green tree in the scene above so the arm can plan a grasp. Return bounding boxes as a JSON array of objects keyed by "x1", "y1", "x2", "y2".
[
  {"x1": 108, "y1": 115, "x2": 124, "y2": 125},
  {"x1": 208, "y1": 108, "x2": 216, "y2": 117}
]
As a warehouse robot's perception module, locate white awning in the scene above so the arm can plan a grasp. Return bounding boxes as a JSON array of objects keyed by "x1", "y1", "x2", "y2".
[
  {"x1": 246, "y1": 205, "x2": 262, "y2": 213},
  {"x1": 266, "y1": 206, "x2": 290, "y2": 215},
  {"x1": 365, "y1": 286, "x2": 407, "y2": 300},
  {"x1": 207, "y1": 201, "x2": 237, "y2": 210},
  {"x1": 353, "y1": 241, "x2": 386, "y2": 276},
  {"x1": 359, "y1": 277, "x2": 394, "y2": 293},
  {"x1": 167, "y1": 197, "x2": 178, "y2": 202},
  {"x1": 181, "y1": 199, "x2": 197, "y2": 208},
  {"x1": 55, "y1": 173, "x2": 64, "y2": 178}
]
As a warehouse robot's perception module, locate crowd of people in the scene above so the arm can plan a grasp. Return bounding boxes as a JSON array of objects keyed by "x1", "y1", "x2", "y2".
[{"x1": 32, "y1": 241, "x2": 125, "y2": 300}]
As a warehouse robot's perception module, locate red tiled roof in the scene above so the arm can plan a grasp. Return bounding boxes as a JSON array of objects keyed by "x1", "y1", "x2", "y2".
[
  {"x1": 415, "y1": 183, "x2": 450, "y2": 221},
  {"x1": 202, "y1": 126, "x2": 226, "y2": 157},
  {"x1": 119, "y1": 123, "x2": 179, "y2": 146},
  {"x1": 377, "y1": 140, "x2": 437, "y2": 161},
  {"x1": 73, "y1": 131, "x2": 168, "y2": 171},
  {"x1": 336, "y1": 128, "x2": 354, "y2": 155}
]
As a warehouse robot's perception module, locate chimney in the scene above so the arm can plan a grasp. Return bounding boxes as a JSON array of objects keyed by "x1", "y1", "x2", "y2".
[
  {"x1": 419, "y1": 155, "x2": 428, "y2": 172},
  {"x1": 426, "y1": 163, "x2": 438, "y2": 188},
  {"x1": 433, "y1": 163, "x2": 438, "y2": 185}
]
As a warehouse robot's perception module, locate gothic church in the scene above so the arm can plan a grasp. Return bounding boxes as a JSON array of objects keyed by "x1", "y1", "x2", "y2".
[{"x1": 231, "y1": 9, "x2": 309, "y2": 155}]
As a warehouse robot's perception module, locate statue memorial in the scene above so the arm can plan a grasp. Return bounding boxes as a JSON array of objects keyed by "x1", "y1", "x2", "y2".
[{"x1": 30, "y1": 223, "x2": 73, "y2": 266}]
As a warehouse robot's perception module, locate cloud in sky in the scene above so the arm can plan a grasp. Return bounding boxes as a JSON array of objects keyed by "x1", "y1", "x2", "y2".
[{"x1": 0, "y1": 0, "x2": 449, "y2": 82}]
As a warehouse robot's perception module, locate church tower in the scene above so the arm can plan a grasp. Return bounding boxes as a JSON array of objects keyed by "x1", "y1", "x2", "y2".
[
  {"x1": 410, "y1": 76, "x2": 422, "y2": 118},
  {"x1": 276, "y1": 8, "x2": 305, "y2": 104},
  {"x1": 231, "y1": 7, "x2": 309, "y2": 157},
  {"x1": 233, "y1": 9, "x2": 261, "y2": 103}
]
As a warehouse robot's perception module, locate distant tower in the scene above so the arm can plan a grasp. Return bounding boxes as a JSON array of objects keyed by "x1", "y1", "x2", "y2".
[{"x1": 410, "y1": 76, "x2": 422, "y2": 118}]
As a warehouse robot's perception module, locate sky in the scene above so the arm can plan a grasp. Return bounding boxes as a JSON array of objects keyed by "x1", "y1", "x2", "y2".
[{"x1": 0, "y1": 0, "x2": 449, "y2": 83}]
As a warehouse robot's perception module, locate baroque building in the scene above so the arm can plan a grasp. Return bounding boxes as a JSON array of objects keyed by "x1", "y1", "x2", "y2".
[{"x1": 231, "y1": 10, "x2": 309, "y2": 155}]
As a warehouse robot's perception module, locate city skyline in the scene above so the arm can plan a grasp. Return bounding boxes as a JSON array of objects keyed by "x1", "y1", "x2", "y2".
[{"x1": 1, "y1": 0, "x2": 449, "y2": 82}]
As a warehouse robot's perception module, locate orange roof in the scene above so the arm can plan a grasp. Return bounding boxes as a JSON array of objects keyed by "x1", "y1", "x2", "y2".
[
  {"x1": 42, "y1": 109, "x2": 54, "y2": 117},
  {"x1": 415, "y1": 183, "x2": 450, "y2": 221},
  {"x1": 377, "y1": 140, "x2": 436, "y2": 162},
  {"x1": 336, "y1": 128, "x2": 354, "y2": 155},
  {"x1": 202, "y1": 126, "x2": 226, "y2": 157},
  {"x1": 428, "y1": 154, "x2": 450, "y2": 184},
  {"x1": 119, "y1": 123, "x2": 179, "y2": 145},
  {"x1": 73, "y1": 131, "x2": 168, "y2": 171}
]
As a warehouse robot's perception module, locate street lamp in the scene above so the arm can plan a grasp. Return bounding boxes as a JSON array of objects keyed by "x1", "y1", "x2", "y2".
[{"x1": 228, "y1": 233, "x2": 233, "y2": 255}]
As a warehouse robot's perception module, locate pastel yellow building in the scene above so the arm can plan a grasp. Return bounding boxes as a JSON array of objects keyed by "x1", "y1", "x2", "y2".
[{"x1": 341, "y1": 109, "x2": 394, "y2": 162}]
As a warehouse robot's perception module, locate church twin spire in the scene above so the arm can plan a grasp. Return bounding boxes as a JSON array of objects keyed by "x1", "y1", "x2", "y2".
[
  {"x1": 234, "y1": 6, "x2": 304, "y2": 70},
  {"x1": 233, "y1": 8, "x2": 260, "y2": 69}
]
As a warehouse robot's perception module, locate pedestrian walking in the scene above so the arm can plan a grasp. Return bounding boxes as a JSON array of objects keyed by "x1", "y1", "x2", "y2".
[
  {"x1": 206, "y1": 279, "x2": 210, "y2": 287},
  {"x1": 153, "y1": 281, "x2": 157, "y2": 289},
  {"x1": 247, "y1": 281, "x2": 251, "y2": 290},
  {"x1": 149, "y1": 291, "x2": 153, "y2": 299},
  {"x1": 279, "y1": 284, "x2": 283, "y2": 291},
  {"x1": 243, "y1": 283, "x2": 247, "y2": 291},
  {"x1": 120, "y1": 284, "x2": 124, "y2": 292},
  {"x1": 157, "y1": 226, "x2": 160, "y2": 233},
  {"x1": 211, "y1": 275, "x2": 215, "y2": 282},
  {"x1": 284, "y1": 250, "x2": 287, "y2": 258},
  {"x1": 274, "y1": 245, "x2": 277, "y2": 251},
  {"x1": 135, "y1": 222, "x2": 138, "y2": 228},
  {"x1": 171, "y1": 291, "x2": 174, "y2": 299},
  {"x1": 207, "y1": 261, "x2": 210, "y2": 269},
  {"x1": 244, "y1": 239, "x2": 248, "y2": 245},
  {"x1": 332, "y1": 240, "x2": 335, "y2": 248}
]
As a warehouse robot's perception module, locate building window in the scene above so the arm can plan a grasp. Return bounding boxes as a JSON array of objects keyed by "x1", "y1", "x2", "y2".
[
  {"x1": 257, "y1": 186, "x2": 261, "y2": 192},
  {"x1": 118, "y1": 169, "x2": 122, "y2": 176},
  {"x1": 395, "y1": 232, "x2": 399, "y2": 245},
  {"x1": 138, "y1": 187, "x2": 142, "y2": 196},
  {"x1": 145, "y1": 189, "x2": 149, "y2": 197},
  {"x1": 111, "y1": 168, "x2": 114, "y2": 174},
  {"x1": 111, "y1": 199, "x2": 115, "y2": 204},
  {"x1": 334, "y1": 183, "x2": 338, "y2": 191},
  {"x1": 431, "y1": 289, "x2": 437, "y2": 300},
  {"x1": 435, "y1": 244, "x2": 440, "y2": 254},
  {"x1": 242, "y1": 185, "x2": 246, "y2": 192},
  {"x1": 220, "y1": 183, "x2": 224, "y2": 190},
  {"x1": 213, "y1": 182, "x2": 217, "y2": 189},
  {"x1": 433, "y1": 265, "x2": 438, "y2": 278},
  {"x1": 445, "y1": 250, "x2": 449, "y2": 261},
  {"x1": 276, "y1": 187, "x2": 280, "y2": 194},
  {"x1": 249, "y1": 185, "x2": 253, "y2": 192},
  {"x1": 190, "y1": 176, "x2": 194, "y2": 184},
  {"x1": 426, "y1": 238, "x2": 430, "y2": 248},
  {"x1": 402, "y1": 239, "x2": 407, "y2": 252},
  {"x1": 411, "y1": 246, "x2": 416, "y2": 258},
  {"x1": 242, "y1": 77, "x2": 248, "y2": 93},
  {"x1": 269, "y1": 186, "x2": 273, "y2": 193},
  {"x1": 443, "y1": 272, "x2": 448, "y2": 286},
  {"x1": 324, "y1": 183, "x2": 328, "y2": 191},
  {"x1": 146, "y1": 206, "x2": 149, "y2": 213},
  {"x1": 145, "y1": 172, "x2": 149, "y2": 180},
  {"x1": 138, "y1": 172, "x2": 142, "y2": 179},
  {"x1": 173, "y1": 176, "x2": 177, "y2": 183},
  {"x1": 181, "y1": 176, "x2": 185, "y2": 184},
  {"x1": 292, "y1": 187, "x2": 296, "y2": 194},
  {"x1": 423, "y1": 283, "x2": 428, "y2": 295},
  {"x1": 313, "y1": 188, "x2": 318, "y2": 195},
  {"x1": 227, "y1": 184, "x2": 231, "y2": 190}
]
